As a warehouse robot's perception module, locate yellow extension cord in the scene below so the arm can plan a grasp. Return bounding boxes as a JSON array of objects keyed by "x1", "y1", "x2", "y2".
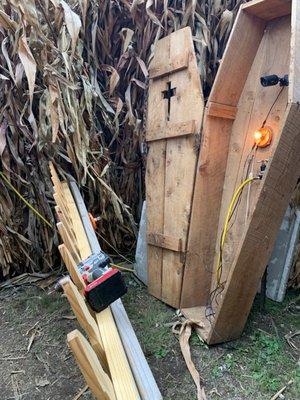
[
  {"x1": 216, "y1": 177, "x2": 257, "y2": 286},
  {"x1": 0, "y1": 171, "x2": 53, "y2": 229}
]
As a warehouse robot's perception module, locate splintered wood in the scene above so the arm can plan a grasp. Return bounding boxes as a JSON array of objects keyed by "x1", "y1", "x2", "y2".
[{"x1": 146, "y1": 27, "x2": 204, "y2": 308}]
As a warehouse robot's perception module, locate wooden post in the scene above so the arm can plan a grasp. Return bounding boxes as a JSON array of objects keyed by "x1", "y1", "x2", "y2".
[{"x1": 68, "y1": 330, "x2": 116, "y2": 400}]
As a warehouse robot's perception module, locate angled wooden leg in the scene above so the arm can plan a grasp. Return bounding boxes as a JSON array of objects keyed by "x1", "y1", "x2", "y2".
[
  {"x1": 57, "y1": 222, "x2": 81, "y2": 264},
  {"x1": 68, "y1": 330, "x2": 116, "y2": 400},
  {"x1": 58, "y1": 244, "x2": 85, "y2": 293},
  {"x1": 60, "y1": 277, "x2": 108, "y2": 372}
]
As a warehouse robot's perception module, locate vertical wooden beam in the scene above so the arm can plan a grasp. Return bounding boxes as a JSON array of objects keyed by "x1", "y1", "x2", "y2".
[{"x1": 68, "y1": 330, "x2": 116, "y2": 400}]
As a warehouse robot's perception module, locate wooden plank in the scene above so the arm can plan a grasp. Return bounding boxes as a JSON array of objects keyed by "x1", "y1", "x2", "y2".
[
  {"x1": 60, "y1": 277, "x2": 108, "y2": 372},
  {"x1": 209, "y1": 9, "x2": 266, "y2": 106},
  {"x1": 58, "y1": 244, "x2": 85, "y2": 292},
  {"x1": 147, "y1": 233, "x2": 184, "y2": 252},
  {"x1": 111, "y1": 300, "x2": 162, "y2": 400},
  {"x1": 68, "y1": 330, "x2": 116, "y2": 400},
  {"x1": 180, "y1": 116, "x2": 233, "y2": 307},
  {"x1": 208, "y1": 104, "x2": 300, "y2": 344},
  {"x1": 68, "y1": 180, "x2": 101, "y2": 253},
  {"x1": 242, "y1": 0, "x2": 291, "y2": 21},
  {"x1": 96, "y1": 310, "x2": 140, "y2": 400},
  {"x1": 55, "y1": 205, "x2": 78, "y2": 249},
  {"x1": 60, "y1": 181, "x2": 91, "y2": 260},
  {"x1": 206, "y1": 102, "x2": 237, "y2": 120},
  {"x1": 289, "y1": 0, "x2": 300, "y2": 103},
  {"x1": 147, "y1": 120, "x2": 196, "y2": 142},
  {"x1": 149, "y1": 53, "x2": 189, "y2": 79},
  {"x1": 57, "y1": 222, "x2": 81, "y2": 264}
]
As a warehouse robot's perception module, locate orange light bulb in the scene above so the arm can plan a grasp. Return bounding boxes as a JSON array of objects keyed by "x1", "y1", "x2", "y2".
[{"x1": 254, "y1": 126, "x2": 273, "y2": 148}]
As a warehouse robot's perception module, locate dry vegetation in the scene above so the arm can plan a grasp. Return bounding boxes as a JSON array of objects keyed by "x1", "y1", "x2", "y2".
[{"x1": 0, "y1": 0, "x2": 247, "y2": 277}]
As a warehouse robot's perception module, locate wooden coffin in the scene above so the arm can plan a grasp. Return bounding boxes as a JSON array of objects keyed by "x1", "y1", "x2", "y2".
[
  {"x1": 146, "y1": 27, "x2": 204, "y2": 308},
  {"x1": 181, "y1": 0, "x2": 300, "y2": 344}
]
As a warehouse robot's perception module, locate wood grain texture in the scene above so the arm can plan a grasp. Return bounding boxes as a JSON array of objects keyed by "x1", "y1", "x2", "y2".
[
  {"x1": 149, "y1": 53, "x2": 188, "y2": 79},
  {"x1": 111, "y1": 300, "x2": 162, "y2": 400},
  {"x1": 96, "y1": 309, "x2": 140, "y2": 400},
  {"x1": 68, "y1": 330, "x2": 116, "y2": 400},
  {"x1": 209, "y1": 9, "x2": 266, "y2": 106},
  {"x1": 180, "y1": 6, "x2": 266, "y2": 308},
  {"x1": 209, "y1": 104, "x2": 300, "y2": 343},
  {"x1": 60, "y1": 182, "x2": 91, "y2": 260},
  {"x1": 147, "y1": 120, "x2": 196, "y2": 142},
  {"x1": 57, "y1": 222, "x2": 81, "y2": 264},
  {"x1": 206, "y1": 102, "x2": 237, "y2": 120},
  {"x1": 61, "y1": 277, "x2": 107, "y2": 371},
  {"x1": 58, "y1": 244, "x2": 85, "y2": 292},
  {"x1": 243, "y1": 0, "x2": 291, "y2": 21},
  {"x1": 180, "y1": 116, "x2": 233, "y2": 307},
  {"x1": 147, "y1": 233, "x2": 184, "y2": 252},
  {"x1": 69, "y1": 180, "x2": 101, "y2": 254},
  {"x1": 146, "y1": 27, "x2": 204, "y2": 308}
]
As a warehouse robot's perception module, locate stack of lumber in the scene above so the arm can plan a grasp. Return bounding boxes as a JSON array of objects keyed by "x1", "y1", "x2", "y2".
[{"x1": 49, "y1": 162, "x2": 161, "y2": 400}]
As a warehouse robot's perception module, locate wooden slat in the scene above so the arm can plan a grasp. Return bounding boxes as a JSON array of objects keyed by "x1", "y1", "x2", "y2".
[
  {"x1": 57, "y1": 222, "x2": 81, "y2": 264},
  {"x1": 209, "y1": 104, "x2": 300, "y2": 344},
  {"x1": 209, "y1": 9, "x2": 266, "y2": 106},
  {"x1": 61, "y1": 277, "x2": 108, "y2": 372},
  {"x1": 96, "y1": 310, "x2": 140, "y2": 400},
  {"x1": 147, "y1": 120, "x2": 196, "y2": 142},
  {"x1": 58, "y1": 244, "x2": 85, "y2": 292},
  {"x1": 206, "y1": 102, "x2": 237, "y2": 120},
  {"x1": 242, "y1": 0, "x2": 291, "y2": 21},
  {"x1": 149, "y1": 53, "x2": 189, "y2": 79},
  {"x1": 68, "y1": 330, "x2": 116, "y2": 400},
  {"x1": 60, "y1": 182, "x2": 91, "y2": 260},
  {"x1": 180, "y1": 116, "x2": 233, "y2": 307},
  {"x1": 147, "y1": 233, "x2": 183, "y2": 252}
]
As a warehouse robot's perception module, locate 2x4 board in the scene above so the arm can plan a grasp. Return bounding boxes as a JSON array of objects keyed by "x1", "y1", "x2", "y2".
[{"x1": 146, "y1": 0, "x2": 300, "y2": 344}]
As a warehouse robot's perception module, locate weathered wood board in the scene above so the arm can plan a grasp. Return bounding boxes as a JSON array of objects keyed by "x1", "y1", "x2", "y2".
[
  {"x1": 181, "y1": 0, "x2": 300, "y2": 344},
  {"x1": 146, "y1": 27, "x2": 204, "y2": 308}
]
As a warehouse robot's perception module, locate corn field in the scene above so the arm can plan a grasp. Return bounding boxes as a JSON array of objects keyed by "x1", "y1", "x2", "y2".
[{"x1": 2, "y1": 0, "x2": 281, "y2": 278}]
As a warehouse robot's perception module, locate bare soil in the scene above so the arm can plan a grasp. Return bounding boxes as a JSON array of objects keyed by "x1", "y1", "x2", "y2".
[{"x1": 0, "y1": 278, "x2": 299, "y2": 400}]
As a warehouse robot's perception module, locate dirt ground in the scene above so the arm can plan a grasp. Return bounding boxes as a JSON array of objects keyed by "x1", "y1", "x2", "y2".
[{"x1": 0, "y1": 276, "x2": 299, "y2": 400}]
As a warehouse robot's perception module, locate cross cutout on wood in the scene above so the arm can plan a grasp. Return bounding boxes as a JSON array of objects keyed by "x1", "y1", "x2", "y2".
[{"x1": 162, "y1": 81, "x2": 176, "y2": 121}]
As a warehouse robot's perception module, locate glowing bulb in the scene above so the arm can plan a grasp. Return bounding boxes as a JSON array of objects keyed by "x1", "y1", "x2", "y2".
[
  {"x1": 254, "y1": 130, "x2": 262, "y2": 141},
  {"x1": 254, "y1": 126, "x2": 273, "y2": 148}
]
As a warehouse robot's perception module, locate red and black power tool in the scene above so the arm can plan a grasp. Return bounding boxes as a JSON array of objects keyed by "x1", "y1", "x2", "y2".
[{"x1": 78, "y1": 252, "x2": 127, "y2": 312}]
